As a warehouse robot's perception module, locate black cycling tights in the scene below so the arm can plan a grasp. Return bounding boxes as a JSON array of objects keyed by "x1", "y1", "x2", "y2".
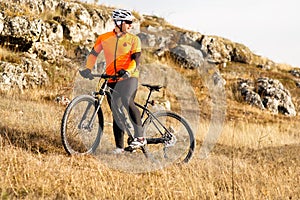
[{"x1": 107, "y1": 77, "x2": 143, "y2": 149}]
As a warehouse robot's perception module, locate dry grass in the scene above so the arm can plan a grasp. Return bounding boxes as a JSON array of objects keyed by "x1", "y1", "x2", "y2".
[
  {"x1": 0, "y1": 86, "x2": 299, "y2": 199},
  {"x1": 1, "y1": 47, "x2": 299, "y2": 199},
  {"x1": 0, "y1": 47, "x2": 22, "y2": 65},
  {"x1": 1, "y1": 1, "x2": 299, "y2": 198}
]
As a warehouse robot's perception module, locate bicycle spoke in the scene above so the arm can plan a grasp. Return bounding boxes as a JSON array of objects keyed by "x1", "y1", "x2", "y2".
[
  {"x1": 142, "y1": 111, "x2": 195, "y2": 167},
  {"x1": 61, "y1": 95, "x2": 103, "y2": 155}
]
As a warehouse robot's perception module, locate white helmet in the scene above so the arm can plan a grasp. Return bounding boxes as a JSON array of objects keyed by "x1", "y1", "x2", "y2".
[{"x1": 112, "y1": 9, "x2": 134, "y2": 21}]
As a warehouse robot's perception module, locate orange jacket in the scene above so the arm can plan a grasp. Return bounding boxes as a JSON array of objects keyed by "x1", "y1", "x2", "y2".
[{"x1": 86, "y1": 30, "x2": 141, "y2": 80}]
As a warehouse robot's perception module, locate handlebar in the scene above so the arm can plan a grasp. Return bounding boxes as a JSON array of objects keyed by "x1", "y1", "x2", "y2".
[{"x1": 92, "y1": 73, "x2": 121, "y2": 80}]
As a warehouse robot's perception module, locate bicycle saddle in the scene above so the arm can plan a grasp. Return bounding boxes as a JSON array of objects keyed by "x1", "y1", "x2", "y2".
[{"x1": 141, "y1": 84, "x2": 163, "y2": 91}]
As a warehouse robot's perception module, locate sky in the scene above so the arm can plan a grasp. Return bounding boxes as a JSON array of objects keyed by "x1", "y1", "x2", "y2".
[{"x1": 85, "y1": 0, "x2": 300, "y2": 67}]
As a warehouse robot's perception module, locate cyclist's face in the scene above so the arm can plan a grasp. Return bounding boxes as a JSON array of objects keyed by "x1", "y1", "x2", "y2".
[{"x1": 121, "y1": 21, "x2": 132, "y2": 32}]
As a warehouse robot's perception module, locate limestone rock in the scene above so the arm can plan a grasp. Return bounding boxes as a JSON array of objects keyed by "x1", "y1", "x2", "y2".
[
  {"x1": 0, "y1": 58, "x2": 48, "y2": 91},
  {"x1": 257, "y1": 78, "x2": 296, "y2": 116},
  {"x1": 170, "y1": 45, "x2": 204, "y2": 69},
  {"x1": 238, "y1": 78, "x2": 296, "y2": 116},
  {"x1": 290, "y1": 69, "x2": 300, "y2": 77},
  {"x1": 238, "y1": 79, "x2": 265, "y2": 109}
]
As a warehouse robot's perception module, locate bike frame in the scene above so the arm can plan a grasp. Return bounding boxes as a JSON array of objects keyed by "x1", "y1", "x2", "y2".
[
  {"x1": 90, "y1": 76, "x2": 173, "y2": 145},
  {"x1": 61, "y1": 73, "x2": 195, "y2": 163}
]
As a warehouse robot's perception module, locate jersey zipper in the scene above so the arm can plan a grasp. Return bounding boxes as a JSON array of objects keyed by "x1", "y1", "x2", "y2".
[{"x1": 114, "y1": 35, "x2": 120, "y2": 76}]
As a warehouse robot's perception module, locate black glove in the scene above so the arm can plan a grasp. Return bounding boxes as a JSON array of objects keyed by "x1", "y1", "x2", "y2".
[
  {"x1": 117, "y1": 69, "x2": 130, "y2": 78},
  {"x1": 79, "y1": 69, "x2": 94, "y2": 80}
]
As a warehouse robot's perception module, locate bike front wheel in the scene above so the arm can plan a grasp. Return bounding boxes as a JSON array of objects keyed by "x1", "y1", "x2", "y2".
[
  {"x1": 142, "y1": 111, "x2": 195, "y2": 165},
  {"x1": 61, "y1": 94, "x2": 103, "y2": 155}
]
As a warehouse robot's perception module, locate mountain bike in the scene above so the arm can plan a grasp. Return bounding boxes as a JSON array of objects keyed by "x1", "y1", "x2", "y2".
[{"x1": 61, "y1": 74, "x2": 195, "y2": 165}]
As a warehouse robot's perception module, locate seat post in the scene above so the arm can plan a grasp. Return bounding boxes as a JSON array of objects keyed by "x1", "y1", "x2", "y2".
[{"x1": 141, "y1": 89, "x2": 153, "y2": 118}]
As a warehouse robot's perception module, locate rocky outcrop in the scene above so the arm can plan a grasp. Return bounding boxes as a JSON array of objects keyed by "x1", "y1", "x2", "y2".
[
  {"x1": 289, "y1": 66, "x2": 300, "y2": 88},
  {"x1": 0, "y1": 57, "x2": 48, "y2": 91},
  {"x1": 0, "y1": 0, "x2": 115, "y2": 90},
  {"x1": 290, "y1": 69, "x2": 300, "y2": 78},
  {"x1": 238, "y1": 78, "x2": 296, "y2": 116},
  {"x1": 0, "y1": 0, "x2": 297, "y2": 116},
  {"x1": 139, "y1": 23, "x2": 273, "y2": 67},
  {"x1": 0, "y1": 1, "x2": 275, "y2": 87},
  {"x1": 257, "y1": 78, "x2": 296, "y2": 116}
]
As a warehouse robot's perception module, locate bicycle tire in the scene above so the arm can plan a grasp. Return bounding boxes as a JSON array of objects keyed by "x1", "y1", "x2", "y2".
[
  {"x1": 142, "y1": 111, "x2": 195, "y2": 165},
  {"x1": 61, "y1": 95, "x2": 104, "y2": 155}
]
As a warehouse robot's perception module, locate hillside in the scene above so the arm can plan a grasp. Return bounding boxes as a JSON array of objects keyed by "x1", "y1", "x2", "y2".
[{"x1": 0, "y1": 0, "x2": 299, "y2": 199}]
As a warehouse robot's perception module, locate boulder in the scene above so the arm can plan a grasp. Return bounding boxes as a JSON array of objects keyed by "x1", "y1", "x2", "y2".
[
  {"x1": 198, "y1": 35, "x2": 232, "y2": 64},
  {"x1": 170, "y1": 45, "x2": 204, "y2": 69},
  {"x1": 178, "y1": 32, "x2": 202, "y2": 49},
  {"x1": 290, "y1": 69, "x2": 300, "y2": 77},
  {"x1": 137, "y1": 32, "x2": 157, "y2": 48},
  {"x1": 257, "y1": 78, "x2": 296, "y2": 116},
  {"x1": 28, "y1": 42, "x2": 66, "y2": 64},
  {"x1": 59, "y1": 1, "x2": 93, "y2": 26},
  {"x1": 60, "y1": 19, "x2": 95, "y2": 44},
  {"x1": 238, "y1": 79, "x2": 265, "y2": 109},
  {"x1": 197, "y1": 35, "x2": 255, "y2": 65},
  {"x1": 0, "y1": 58, "x2": 49, "y2": 91},
  {"x1": 237, "y1": 77, "x2": 296, "y2": 116},
  {"x1": 0, "y1": 16, "x2": 42, "y2": 51},
  {"x1": 39, "y1": 20, "x2": 64, "y2": 43}
]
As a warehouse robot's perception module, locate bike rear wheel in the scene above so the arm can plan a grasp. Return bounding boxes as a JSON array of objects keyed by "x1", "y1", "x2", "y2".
[
  {"x1": 61, "y1": 95, "x2": 103, "y2": 155},
  {"x1": 142, "y1": 111, "x2": 195, "y2": 165}
]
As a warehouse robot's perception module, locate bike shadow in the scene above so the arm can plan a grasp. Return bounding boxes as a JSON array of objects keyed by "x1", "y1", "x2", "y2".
[{"x1": 0, "y1": 125, "x2": 65, "y2": 155}]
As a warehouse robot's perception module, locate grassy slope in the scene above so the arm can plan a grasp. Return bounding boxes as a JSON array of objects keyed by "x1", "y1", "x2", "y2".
[
  {"x1": 1, "y1": 2, "x2": 300, "y2": 198},
  {"x1": 0, "y1": 60, "x2": 299, "y2": 199}
]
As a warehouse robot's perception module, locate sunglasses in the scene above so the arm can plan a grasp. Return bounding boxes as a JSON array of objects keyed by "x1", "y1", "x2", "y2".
[{"x1": 124, "y1": 20, "x2": 133, "y2": 24}]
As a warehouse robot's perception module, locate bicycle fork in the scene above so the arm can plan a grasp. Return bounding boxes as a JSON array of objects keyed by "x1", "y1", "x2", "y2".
[{"x1": 78, "y1": 95, "x2": 104, "y2": 131}]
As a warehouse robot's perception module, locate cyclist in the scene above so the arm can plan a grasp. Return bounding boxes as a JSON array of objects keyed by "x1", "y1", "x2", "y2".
[{"x1": 80, "y1": 8, "x2": 146, "y2": 153}]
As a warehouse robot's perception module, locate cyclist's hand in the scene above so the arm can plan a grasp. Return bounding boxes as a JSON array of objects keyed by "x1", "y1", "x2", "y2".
[
  {"x1": 117, "y1": 69, "x2": 130, "y2": 78},
  {"x1": 79, "y1": 69, "x2": 94, "y2": 80}
]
